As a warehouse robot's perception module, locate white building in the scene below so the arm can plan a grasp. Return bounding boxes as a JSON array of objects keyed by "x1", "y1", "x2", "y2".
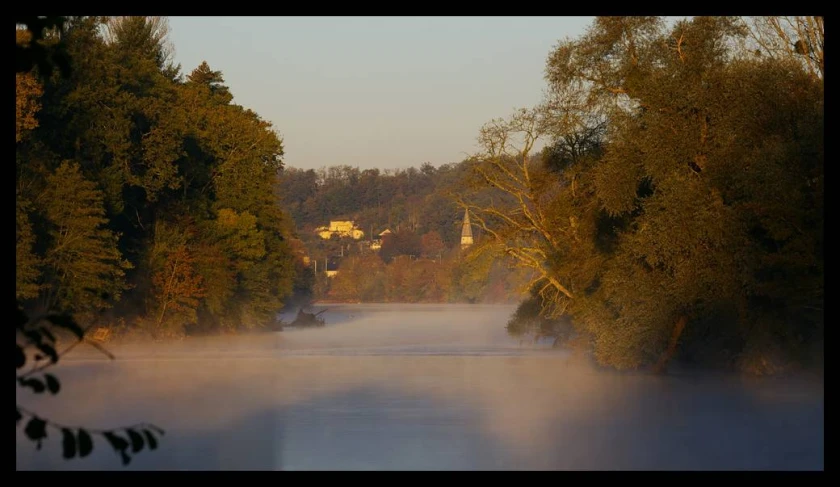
[{"x1": 315, "y1": 220, "x2": 365, "y2": 240}]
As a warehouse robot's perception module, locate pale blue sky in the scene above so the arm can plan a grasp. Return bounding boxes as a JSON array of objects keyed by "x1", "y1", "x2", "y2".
[{"x1": 168, "y1": 16, "x2": 595, "y2": 170}]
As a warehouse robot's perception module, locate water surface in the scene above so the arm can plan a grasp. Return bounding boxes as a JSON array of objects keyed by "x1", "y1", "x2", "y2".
[{"x1": 16, "y1": 304, "x2": 823, "y2": 470}]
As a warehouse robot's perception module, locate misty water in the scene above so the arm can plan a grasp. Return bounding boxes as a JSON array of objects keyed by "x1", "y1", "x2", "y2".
[{"x1": 16, "y1": 304, "x2": 823, "y2": 470}]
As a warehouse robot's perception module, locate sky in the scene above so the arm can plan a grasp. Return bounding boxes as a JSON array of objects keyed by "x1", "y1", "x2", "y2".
[{"x1": 167, "y1": 16, "x2": 595, "y2": 171}]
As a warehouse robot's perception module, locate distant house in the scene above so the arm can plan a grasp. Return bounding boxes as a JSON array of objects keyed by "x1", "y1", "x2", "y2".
[
  {"x1": 367, "y1": 228, "x2": 392, "y2": 252},
  {"x1": 315, "y1": 220, "x2": 365, "y2": 240}
]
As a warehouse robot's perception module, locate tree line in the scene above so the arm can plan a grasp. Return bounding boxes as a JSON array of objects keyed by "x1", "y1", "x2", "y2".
[
  {"x1": 277, "y1": 162, "x2": 471, "y2": 247},
  {"x1": 277, "y1": 161, "x2": 540, "y2": 304},
  {"x1": 320, "y1": 247, "x2": 532, "y2": 304}
]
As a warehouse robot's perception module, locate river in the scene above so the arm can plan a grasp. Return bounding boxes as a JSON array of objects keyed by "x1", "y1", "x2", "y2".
[{"x1": 16, "y1": 304, "x2": 823, "y2": 470}]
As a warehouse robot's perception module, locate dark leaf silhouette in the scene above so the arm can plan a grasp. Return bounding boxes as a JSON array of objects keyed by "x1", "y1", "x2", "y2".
[
  {"x1": 36, "y1": 342, "x2": 59, "y2": 364},
  {"x1": 39, "y1": 327, "x2": 57, "y2": 343},
  {"x1": 104, "y1": 431, "x2": 129, "y2": 452},
  {"x1": 17, "y1": 306, "x2": 29, "y2": 330},
  {"x1": 19, "y1": 377, "x2": 46, "y2": 394},
  {"x1": 143, "y1": 429, "x2": 158, "y2": 450},
  {"x1": 120, "y1": 450, "x2": 132, "y2": 466},
  {"x1": 44, "y1": 374, "x2": 61, "y2": 394},
  {"x1": 45, "y1": 314, "x2": 84, "y2": 340},
  {"x1": 127, "y1": 429, "x2": 145, "y2": 453},
  {"x1": 24, "y1": 330, "x2": 42, "y2": 345},
  {"x1": 16, "y1": 345, "x2": 26, "y2": 369},
  {"x1": 78, "y1": 429, "x2": 93, "y2": 458},
  {"x1": 15, "y1": 16, "x2": 71, "y2": 77},
  {"x1": 24, "y1": 417, "x2": 48, "y2": 449},
  {"x1": 16, "y1": 408, "x2": 23, "y2": 426},
  {"x1": 61, "y1": 428, "x2": 77, "y2": 459}
]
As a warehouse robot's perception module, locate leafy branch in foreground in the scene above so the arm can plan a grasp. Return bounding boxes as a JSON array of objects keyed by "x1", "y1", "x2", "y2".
[
  {"x1": 17, "y1": 406, "x2": 164, "y2": 465},
  {"x1": 16, "y1": 302, "x2": 165, "y2": 465}
]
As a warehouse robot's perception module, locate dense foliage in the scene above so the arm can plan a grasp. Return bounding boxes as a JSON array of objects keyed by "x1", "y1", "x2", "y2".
[
  {"x1": 464, "y1": 16, "x2": 823, "y2": 375},
  {"x1": 16, "y1": 17, "x2": 300, "y2": 338}
]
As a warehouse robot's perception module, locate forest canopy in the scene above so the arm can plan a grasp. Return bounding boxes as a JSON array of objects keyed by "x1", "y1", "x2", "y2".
[{"x1": 16, "y1": 16, "x2": 298, "y2": 338}]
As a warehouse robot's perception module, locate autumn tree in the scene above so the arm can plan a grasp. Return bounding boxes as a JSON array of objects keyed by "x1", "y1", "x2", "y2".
[
  {"x1": 16, "y1": 28, "x2": 45, "y2": 301},
  {"x1": 16, "y1": 16, "x2": 301, "y2": 335},
  {"x1": 455, "y1": 106, "x2": 590, "y2": 311},
  {"x1": 16, "y1": 199, "x2": 41, "y2": 301},
  {"x1": 37, "y1": 162, "x2": 132, "y2": 318},
  {"x1": 188, "y1": 61, "x2": 234, "y2": 104},
  {"x1": 401, "y1": 258, "x2": 452, "y2": 303},
  {"x1": 420, "y1": 230, "x2": 446, "y2": 259},
  {"x1": 16, "y1": 52, "x2": 43, "y2": 142},
  {"x1": 465, "y1": 16, "x2": 823, "y2": 374},
  {"x1": 329, "y1": 253, "x2": 386, "y2": 302},
  {"x1": 132, "y1": 219, "x2": 207, "y2": 338},
  {"x1": 380, "y1": 229, "x2": 422, "y2": 263},
  {"x1": 562, "y1": 16, "x2": 822, "y2": 372}
]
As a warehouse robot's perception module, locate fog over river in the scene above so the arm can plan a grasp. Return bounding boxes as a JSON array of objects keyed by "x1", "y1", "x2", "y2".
[{"x1": 16, "y1": 304, "x2": 823, "y2": 470}]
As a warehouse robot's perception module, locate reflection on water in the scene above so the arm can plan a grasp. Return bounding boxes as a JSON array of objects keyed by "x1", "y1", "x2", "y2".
[{"x1": 16, "y1": 304, "x2": 823, "y2": 470}]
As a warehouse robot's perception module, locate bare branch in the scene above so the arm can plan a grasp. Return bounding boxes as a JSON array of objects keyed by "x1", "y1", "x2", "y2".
[{"x1": 458, "y1": 107, "x2": 580, "y2": 302}]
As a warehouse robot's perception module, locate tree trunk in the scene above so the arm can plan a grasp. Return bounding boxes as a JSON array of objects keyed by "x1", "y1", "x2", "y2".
[{"x1": 653, "y1": 315, "x2": 687, "y2": 375}]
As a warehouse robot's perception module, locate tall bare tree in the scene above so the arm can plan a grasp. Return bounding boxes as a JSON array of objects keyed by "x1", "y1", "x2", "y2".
[
  {"x1": 455, "y1": 107, "x2": 577, "y2": 309},
  {"x1": 102, "y1": 16, "x2": 176, "y2": 70},
  {"x1": 742, "y1": 16, "x2": 824, "y2": 79}
]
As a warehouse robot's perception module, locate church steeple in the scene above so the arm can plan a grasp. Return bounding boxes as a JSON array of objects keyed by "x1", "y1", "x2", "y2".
[{"x1": 460, "y1": 208, "x2": 474, "y2": 248}]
